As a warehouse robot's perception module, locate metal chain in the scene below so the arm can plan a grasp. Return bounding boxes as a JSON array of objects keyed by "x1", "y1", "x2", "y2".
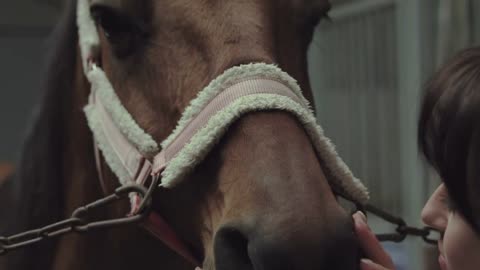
[
  {"x1": 0, "y1": 175, "x2": 159, "y2": 256},
  {"x1": 364, "y1": 204, "x2": 441, "y2": 245},
  {"x1": 332, "y1": 187, "x2": 440, "y2": 245},
  {"x1": 1, "y1": 179, "x2": 438, "y2": 256}
]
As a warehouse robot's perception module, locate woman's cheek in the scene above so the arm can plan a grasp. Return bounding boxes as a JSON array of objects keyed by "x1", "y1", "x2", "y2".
[{"x1": 443, "y1": 213, "x2": 480, "y2": 270}]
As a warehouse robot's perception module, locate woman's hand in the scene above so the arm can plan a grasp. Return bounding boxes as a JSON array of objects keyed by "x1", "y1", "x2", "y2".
[{"x1": 353, "y1": 211, "x2": 396, "y2": 270}]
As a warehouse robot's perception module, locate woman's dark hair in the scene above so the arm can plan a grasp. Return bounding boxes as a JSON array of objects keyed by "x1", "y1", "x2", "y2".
[{"x1": 418, "y1": 47, "x2": 480, "y2": 234}]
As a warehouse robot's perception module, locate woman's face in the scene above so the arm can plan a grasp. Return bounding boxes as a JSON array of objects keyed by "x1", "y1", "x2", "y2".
[{"x1": 421, "y1": 184, "x2": 480, "y2": 270}]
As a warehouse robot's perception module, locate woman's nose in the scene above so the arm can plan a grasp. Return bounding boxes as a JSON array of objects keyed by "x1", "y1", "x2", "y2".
[{"x1": 421, "y1": 184, "x2": 448, "y2": 231}]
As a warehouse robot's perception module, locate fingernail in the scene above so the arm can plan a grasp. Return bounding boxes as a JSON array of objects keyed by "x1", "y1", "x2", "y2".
[
  {"x1": 356, "y1": 211, "x2": 367, "y2": 223},
  {"x1": 353, "y1": 211, "x2": 367, "y2": 224},
  {"x1": 361, "y1": 258, "x2": 374, "y2": 265},
  {"x1": 353, "y1": 212, "x2": 372, "y2": 233}
]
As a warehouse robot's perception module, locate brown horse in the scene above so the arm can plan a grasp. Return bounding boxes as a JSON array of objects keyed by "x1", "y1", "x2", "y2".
[{"x1": 0, "y1": 0, "x2": 362, "y2": 269}]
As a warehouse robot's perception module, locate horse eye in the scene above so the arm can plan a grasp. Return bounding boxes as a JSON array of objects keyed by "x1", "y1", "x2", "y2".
[{"x1": 90, "y1": 6, "x2": 146, "y2": 57}]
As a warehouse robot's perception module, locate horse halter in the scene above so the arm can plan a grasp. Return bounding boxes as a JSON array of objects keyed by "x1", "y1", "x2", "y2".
[{"x1": 76, "y1": 0, "x2": 369, "y2": 266}]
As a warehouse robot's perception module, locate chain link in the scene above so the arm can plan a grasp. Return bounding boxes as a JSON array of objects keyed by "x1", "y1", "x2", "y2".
[
  {"x1": 0, "y1": 176, "x2": 158, "y2": 256},
  {"x1": 332, "y1": 187, "x2": 440, "y2": 245},
  {"x1": 1, "y1": 179, "x2": 438, "y2": 256},
  {"x1": 364, "y1": 204, "x2": 441, "y2": 245}
]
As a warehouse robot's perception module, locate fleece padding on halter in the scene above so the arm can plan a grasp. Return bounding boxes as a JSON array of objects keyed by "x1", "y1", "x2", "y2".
[
  {"x1": 84, "y1": 63, "x2": 369, "y2": 204},
  {"x1": 158, "y1": 64, "x2": 368, "y2": 203},
  {"x1": 76, "y1": 0, "x2": 98, "y2": 74},
  {"x1": 83, "y1": 67, "x2": 157, "y2": 187},
  {"x1": 77, "y1": 0, "x2": 369, "y2": 204}
]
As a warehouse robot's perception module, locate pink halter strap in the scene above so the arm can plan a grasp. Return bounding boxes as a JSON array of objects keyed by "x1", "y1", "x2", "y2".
[{"x1": 90, "y1": 74, "x2": 307, "y2": 266}]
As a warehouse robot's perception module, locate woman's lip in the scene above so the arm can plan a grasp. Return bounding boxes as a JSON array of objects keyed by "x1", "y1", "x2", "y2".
[{"x1": 438, "y1": 254, "x2": 448, "y2": 270}]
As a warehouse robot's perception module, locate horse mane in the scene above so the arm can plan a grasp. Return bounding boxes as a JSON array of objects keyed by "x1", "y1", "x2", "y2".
[{"x1": 0, "y1": 1, "x2": 77, "y2": 269}]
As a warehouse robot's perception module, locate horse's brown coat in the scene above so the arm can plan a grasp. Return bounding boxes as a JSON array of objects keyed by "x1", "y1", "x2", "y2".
[{"x1": 2, "y1": 0, "x2": 362, "y2": 269}]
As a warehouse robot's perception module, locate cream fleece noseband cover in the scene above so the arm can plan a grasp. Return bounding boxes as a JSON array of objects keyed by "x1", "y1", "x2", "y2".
[{"x1": 76, "y1": 0, "x2": 369, "y2": 206}]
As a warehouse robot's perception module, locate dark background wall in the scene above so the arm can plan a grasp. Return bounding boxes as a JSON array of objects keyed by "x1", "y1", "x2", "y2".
[{"x1": 0, "y1": 0, "x2": 60, "y2": 161}]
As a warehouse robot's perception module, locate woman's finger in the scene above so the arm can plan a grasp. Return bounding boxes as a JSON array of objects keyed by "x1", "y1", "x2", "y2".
[
  {"x1": 353, "y1": 211, "x2": 395, "y2": 269},
  {"x1": 360, "y1": 258, "x2": 392, "y2": 270}
]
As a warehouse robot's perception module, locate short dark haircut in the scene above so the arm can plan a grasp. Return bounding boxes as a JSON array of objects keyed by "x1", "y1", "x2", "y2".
[{"x1": 418, "y1": 47, "x2": 480, "y2": 234}]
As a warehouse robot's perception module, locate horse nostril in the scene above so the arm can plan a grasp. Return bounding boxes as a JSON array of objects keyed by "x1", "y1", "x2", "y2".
[
  {"x1": 213, "y1": 218, "x2": 360, "y2": 270},
  {"x1": 214, "y1": 227, "x2": 254, "y2": 270}
]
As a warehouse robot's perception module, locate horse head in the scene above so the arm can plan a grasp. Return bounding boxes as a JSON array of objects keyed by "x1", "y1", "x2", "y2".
[{"x1": 1, "y1": 1, "x2": 369, "y2": 269}]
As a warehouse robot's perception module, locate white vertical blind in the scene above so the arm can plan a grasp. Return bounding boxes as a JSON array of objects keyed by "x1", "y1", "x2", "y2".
[
  {"x1": 308, "y1": 1, "x2": 401, "y2": 213},
  {"x1": 473, "y1": 1, "x2": 480, "y2": 44},
  {"x1": 309, "y1": 1, "x2": 480, "y2": 269},
  {"x1": 308, "y1": 1, "x2": 431, "y2": 269}
]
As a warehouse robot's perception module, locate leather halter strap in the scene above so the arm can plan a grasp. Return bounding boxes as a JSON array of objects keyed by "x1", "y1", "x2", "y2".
[{"x1": 90, "y1": 73, "x2": 307, "y2": 266}]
